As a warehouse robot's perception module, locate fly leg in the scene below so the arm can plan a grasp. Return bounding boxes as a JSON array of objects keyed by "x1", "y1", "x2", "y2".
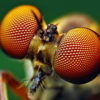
[{"x1": 0, "y1": 71, "x2": 32, "y2": 100}]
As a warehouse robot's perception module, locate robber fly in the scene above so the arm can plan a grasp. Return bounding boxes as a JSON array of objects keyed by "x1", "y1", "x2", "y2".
[{"x1": 0, "y1": 5, "x2": 100, "y2": 100}]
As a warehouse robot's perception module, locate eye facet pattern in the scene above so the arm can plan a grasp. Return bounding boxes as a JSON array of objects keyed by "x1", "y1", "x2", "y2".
[
  {"x1": 0, "y1": 5, "x2": 42, "y2": 58},
  {"x1": 54, "y1": 28, "x2": 100, "y2": 84}
]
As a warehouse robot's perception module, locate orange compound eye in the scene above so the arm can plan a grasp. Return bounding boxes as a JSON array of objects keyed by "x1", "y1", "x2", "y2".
[
  {"x1": 54, "y1": 28, "x2": 100, "y2": 84},
  {"x1": 0, "y1": 5, "x2": 42, "y2": 59}
]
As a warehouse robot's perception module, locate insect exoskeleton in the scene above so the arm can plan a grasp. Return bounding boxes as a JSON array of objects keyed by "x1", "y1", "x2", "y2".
[
  {"x1": 52, "y1": 14, "x2": 100, "y2": 34},
  {"x1": 0, "y1": 5, "x2": 46, "y2": 59},
  {"x1": 1, "y1": 4, "x2": 100, "y2": 99},
  {"x1": 54, "y1": 28, "x2": 100, "y2": 84}
]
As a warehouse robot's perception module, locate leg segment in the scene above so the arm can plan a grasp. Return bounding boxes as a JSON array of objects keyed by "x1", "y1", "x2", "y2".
[{"x1": 0, "y1": 71, "x2": 31, "y2": 100}]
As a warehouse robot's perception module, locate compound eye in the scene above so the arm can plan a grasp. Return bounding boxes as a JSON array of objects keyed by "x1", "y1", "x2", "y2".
[
  {"x1": 54, "y1": 28, "x2": 100, "y2": 84},
  {"x1": 0, "y1": 5, "x2": 42, "y2": 59}
]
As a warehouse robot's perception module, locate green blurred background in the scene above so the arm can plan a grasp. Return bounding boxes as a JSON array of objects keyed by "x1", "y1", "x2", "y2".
[{"x1": 0, "y1": 0, "x2": 100, "y2": 100}]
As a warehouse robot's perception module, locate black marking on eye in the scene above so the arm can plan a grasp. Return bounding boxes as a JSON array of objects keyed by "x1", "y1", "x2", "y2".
[
  {"x1": 31, "y1": 10, "x2": 42, "y2": 30},
  {"x1": 31, "y1": 10, "x2": 45, "y2": 41}
]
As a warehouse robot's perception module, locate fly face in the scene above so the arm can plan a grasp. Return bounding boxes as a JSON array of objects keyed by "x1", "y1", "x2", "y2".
[
  {"x1": 1, "y1": 4, "x2": 100, "y2": 100},
  {"x1": 26, "y1": 24, "x2": 61, "y2": 95}
]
